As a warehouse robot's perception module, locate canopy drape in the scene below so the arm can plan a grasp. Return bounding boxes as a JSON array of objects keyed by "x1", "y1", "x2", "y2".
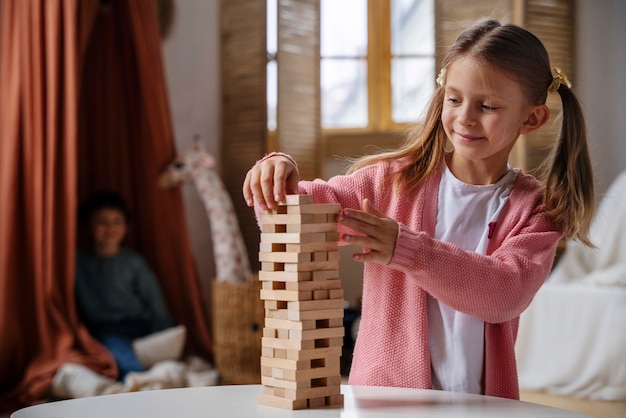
[{"x1": 0, "y1": 0, "x2": 212, "y2": 411}]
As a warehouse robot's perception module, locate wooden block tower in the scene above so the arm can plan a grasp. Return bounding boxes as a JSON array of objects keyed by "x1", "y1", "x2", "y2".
[{"x1": 256, "y1": 194, "x2": 345, "y2": 410}]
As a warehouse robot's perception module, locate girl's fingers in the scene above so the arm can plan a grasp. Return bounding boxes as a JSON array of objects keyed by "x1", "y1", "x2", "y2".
[
  {"x1": 339, "y1": 211, "x2": 381, "y2": 235},
  {"x1": 250, "y1": 169, "x2": 269, "y2": 210},
  {"x1": 242, "y1": 171, "x2": 253, "y2": 206},
  {"x1": 273, "y1": 162, "x2": 290, "y2": 203},
  {"x1": 339, "y1": 199, "x2": 398, "y2": 265},
  {"x1": 361, "y1": 198, "x2": 385, "y2": 218},
  {"x1": 242, "y1": 156, "x2": 300, "y2": 210}
]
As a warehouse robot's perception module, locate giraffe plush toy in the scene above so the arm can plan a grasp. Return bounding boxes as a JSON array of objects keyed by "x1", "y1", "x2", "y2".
[{"x1": 159, "y1": 139, "x2": 252, "y2": 283}]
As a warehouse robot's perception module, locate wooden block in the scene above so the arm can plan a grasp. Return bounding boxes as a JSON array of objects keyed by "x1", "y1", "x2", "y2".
[
  {"x1": 261, "y1": 355, "x2": 341, "y2": 372},
  {"x1": 312, "y1": 270, "x2": 340, "y2": 281},
  {"x1": 313, "y1": 290, "x2": 329, "y2": 300},
  {"x1": 281, "y1": 384, "x2": 342, "y2": 401},
  {"x1": 283, "y1": 241, "x2": 339, "y2": 253},
  {"x1": 327, "y1": 251, "x2": 340, "y2": 261},
  {"x1": 327, "y1": 394, "x2": 345, "y2": 407},
  {"x1": 262, "y1": 372, "x2": 342, "y2": 390},
  {"x1": 327, "y1": 318, "x2": 343, "y2": 328},
  {"x1": 284, "y1": 346, "x2": 343, "y2": 361},
  {"x1": 262, "y1": 347, "x2": 274, "y2": 358},
  {"x1": 263, "y1": 327, "x2": 277, "y2": 338},
  {"x1": 261, "y1": 369, "x2": 341, "y2": 391},
  {"x1": 329, "y1": 289, "x2": 344, "y2": 299},
  {"x1": 313, "y1": 213, "x2": 328, "y2": 223},
  {"x1": 286, "y1": 241, "x2": 338, "y2": 253},
  {"x1": 260, "y1": 357, "x2": 306, "y2": 371},
  {"x1": 261, "y1": 232, "x2": 327, "y2": 244},
  {"x1": 264, "y1": 317, "x2": 316, "y2": 331},
  {"x1": 312, "y1": 251, "x2": 328, "y2": 262},
  {"x1": 286, "y1": 223, "x2": 337, "y2": 233},
  {"x1": 262, "y1": 337, "x2": 315, "y2": 351},
  {"x1": 265, "y1": 308, "x2": 288, "y2": 320},
  {"x1": 260, "y1": 289, "x2": 313, "y2": 302},
  {"x1": 288, "y1": 326, "x2": 344, "y2": 341},
  {"x1": 257, "y1": 393, "x2": 307, "y2": 410},
  {"x1": 259, "y1": 242, "x2": 287, "y2": 253},
  {"x1": 280, "y1": 194, "x2": 313, "y2": 205},
  {"x1": 258, "y1": 270, "x2": 312, "y2": 282},
  {"x1": 274, "y1": 349, "x2": 287, "y2": 359},
  {"x1": 261, "y1": 281, "x2": 286, "y2": 291},
  {"x1": 259, "y1": 251, "x2": 311, "y2": 263},
  {"x1": 308, "y1": 396, "x2": 326, "y2": 408},
  {"x1": 261, "y1": 375, "x2": 310, "y2": 390},
  {"x1": 261, "y1": 223, "x2": 287, "y2": 233},
  {"x1": 264, "y1": 300, "x2": 287, "y2": 310},
  {"x1": 286, "y1": 203, "x2": 341, "y2": 215},
  {"x1": 313, "y1": 337, "x2": 344, "y2": 349},
  {"x1": 284, "y1": 260, "x2": 338, "y2": 272},
  {"x1": 326, "y1": 231, "x2": 340, "y2": 242},
  {"x1": 276, "y1": 328, "x2": 290, "y2": 339},
  {"x1": 263, "y1": 386, "x2": 285, "y2": 397},
  {"x1": 261, "y1": 262, "x2": 285, "y2": 272},
  {"x1": 287, "y1": 308, "x2": 344, "y2": 321},
  {"x1": 285, "y1": 279, "x2": 342, "y2": 292},
  {"x1": 261, "y1": 213, "x2": 315, "y2": 225},
  {"x1": 288, "y1": 299, "x2": 344, "y2": 311},
  {"x1": 258, "y1": 390, "x2": 343, "y2": 410}
]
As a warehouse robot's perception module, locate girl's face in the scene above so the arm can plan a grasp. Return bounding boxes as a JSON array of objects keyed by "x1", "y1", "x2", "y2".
[
  {"x1": 441, "y1": 57, "x2": 548, "y2": 184},
  {"x1": 91, "y1": 208, "x2": 127, "y2": 254}
]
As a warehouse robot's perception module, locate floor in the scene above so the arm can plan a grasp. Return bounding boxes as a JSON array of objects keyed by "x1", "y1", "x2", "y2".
[
  {"x1": 519, "y1": 391, "x2": 626, "y2": 418},
  {"x1": 3, "y1": 392, "x2": 624, "y2": 418}
]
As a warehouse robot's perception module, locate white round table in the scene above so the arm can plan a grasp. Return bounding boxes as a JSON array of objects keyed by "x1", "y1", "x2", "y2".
[{"x1": 11, "y1": 385, "x2": 587, "y2": 417}]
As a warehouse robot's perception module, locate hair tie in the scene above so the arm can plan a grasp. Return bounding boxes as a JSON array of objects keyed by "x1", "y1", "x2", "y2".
[
  {"x1": 436, "y1": 68, "x2": 447, "y2": 88},
  {"x1": 548, "y1": 67, "x2": 572, "y2": 93}
]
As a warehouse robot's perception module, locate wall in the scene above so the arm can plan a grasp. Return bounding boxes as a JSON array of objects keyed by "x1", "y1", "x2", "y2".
[
  {"x1": 162, "y1": 0, "x2": 221, "y2": 289},
  {"x1": 575, "y1": 0, "x2": 626, "y2": 196}
]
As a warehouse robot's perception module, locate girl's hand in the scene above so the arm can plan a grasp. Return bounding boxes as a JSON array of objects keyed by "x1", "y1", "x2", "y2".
[
  {"x1": 338, "y1": 198, "x2": 398, "y2": 265},
  {"x1": 243, "y1": 155, "x2": 300, "y2": 210}
]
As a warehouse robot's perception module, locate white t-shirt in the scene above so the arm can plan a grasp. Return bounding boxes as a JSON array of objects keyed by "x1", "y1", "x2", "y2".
[{"x1": 428, "y1": 164, "x2": 516, "y2": 394}]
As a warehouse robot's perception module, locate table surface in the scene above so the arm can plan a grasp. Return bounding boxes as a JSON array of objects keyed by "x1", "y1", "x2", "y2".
[{"x1": 12, "y1": 384, "x2": 588, "y2": 417}]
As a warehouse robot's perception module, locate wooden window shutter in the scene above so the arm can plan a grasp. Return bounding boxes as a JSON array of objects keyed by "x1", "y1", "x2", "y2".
[
  {"x1": 513, "y1": 0, "x2": 575, "y2": 172},
  {"x1": 276, "y1": 0, "x2": 321, "y2": 181},
  {"x1": 220, "y1": 0, "x2": 267, "y2": 268}
]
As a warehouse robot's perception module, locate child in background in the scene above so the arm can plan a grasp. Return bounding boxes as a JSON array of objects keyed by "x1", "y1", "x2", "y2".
[
  {"x1": 242, "y1": 19, "x2": 595, "y2": 400},
  {"x1": 75, "y1": 192, "x2": 173, "y2": 380}
]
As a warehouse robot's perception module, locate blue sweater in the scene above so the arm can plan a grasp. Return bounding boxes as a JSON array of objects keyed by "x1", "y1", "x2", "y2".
[{"x1": 75, "y1": 247, "x2": 173, "y2": 333}]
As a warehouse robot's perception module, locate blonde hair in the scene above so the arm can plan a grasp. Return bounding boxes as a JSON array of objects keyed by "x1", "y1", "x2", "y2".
[{"x1": 347, "y1": 19, "x2": 595, "y2": 245}]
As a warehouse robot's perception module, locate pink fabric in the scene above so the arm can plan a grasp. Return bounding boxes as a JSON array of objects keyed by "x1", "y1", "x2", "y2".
[{"x1": 256, "y1": 158, "x2": 562, "y2": 400}]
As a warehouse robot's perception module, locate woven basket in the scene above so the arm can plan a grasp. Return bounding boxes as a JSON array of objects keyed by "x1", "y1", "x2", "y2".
[{"x1": 211, "y1": 276, "x2": 264, "y2": 384}]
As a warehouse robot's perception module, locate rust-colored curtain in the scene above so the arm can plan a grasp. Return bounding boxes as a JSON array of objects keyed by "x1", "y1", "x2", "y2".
[
  {"x1": 76, "y1": 0, "x2": 213, "y2": 360},
  {"x1": 0, "y1": 0, "x2": 211, "y2": 412}
]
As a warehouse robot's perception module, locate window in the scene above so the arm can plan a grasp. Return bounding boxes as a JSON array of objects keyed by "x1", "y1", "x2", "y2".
[
  {"x1": 267, "y1": 0, "x2": 435, "y2": 133},
  {"x1": 389, "y1": 0, "x2": 435, "y2": 124},
  {"x1": 320, "y1": 0, "x2": 368, "y2": 128},
  {"x1": 267, "y1": 0, "x2": 278, "y2": 132}
]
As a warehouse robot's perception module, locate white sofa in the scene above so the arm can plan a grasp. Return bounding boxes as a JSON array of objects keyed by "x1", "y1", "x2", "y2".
[{"x1": 516, "y1": 171, "x2": 626, "y2": 400}]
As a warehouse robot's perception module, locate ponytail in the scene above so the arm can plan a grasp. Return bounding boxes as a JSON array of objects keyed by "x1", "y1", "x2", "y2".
[{"x1": 538, "y1": 84, "x2": 595, "y2": 246}]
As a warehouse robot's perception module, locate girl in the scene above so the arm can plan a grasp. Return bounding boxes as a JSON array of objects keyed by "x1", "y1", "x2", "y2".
[{"x1": 242, "y1": 19, "x2": 594, "y2": 400}]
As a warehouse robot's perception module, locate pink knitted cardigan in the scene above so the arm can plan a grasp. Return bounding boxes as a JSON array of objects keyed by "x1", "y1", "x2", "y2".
[{"x1": 255, "y1": 157, "x2": 562, "y2": 400}]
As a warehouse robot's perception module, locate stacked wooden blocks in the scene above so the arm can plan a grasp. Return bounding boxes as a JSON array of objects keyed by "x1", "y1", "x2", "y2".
[{"x1": 256, "y1": 194, "x2": 345, "y2": 410}]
